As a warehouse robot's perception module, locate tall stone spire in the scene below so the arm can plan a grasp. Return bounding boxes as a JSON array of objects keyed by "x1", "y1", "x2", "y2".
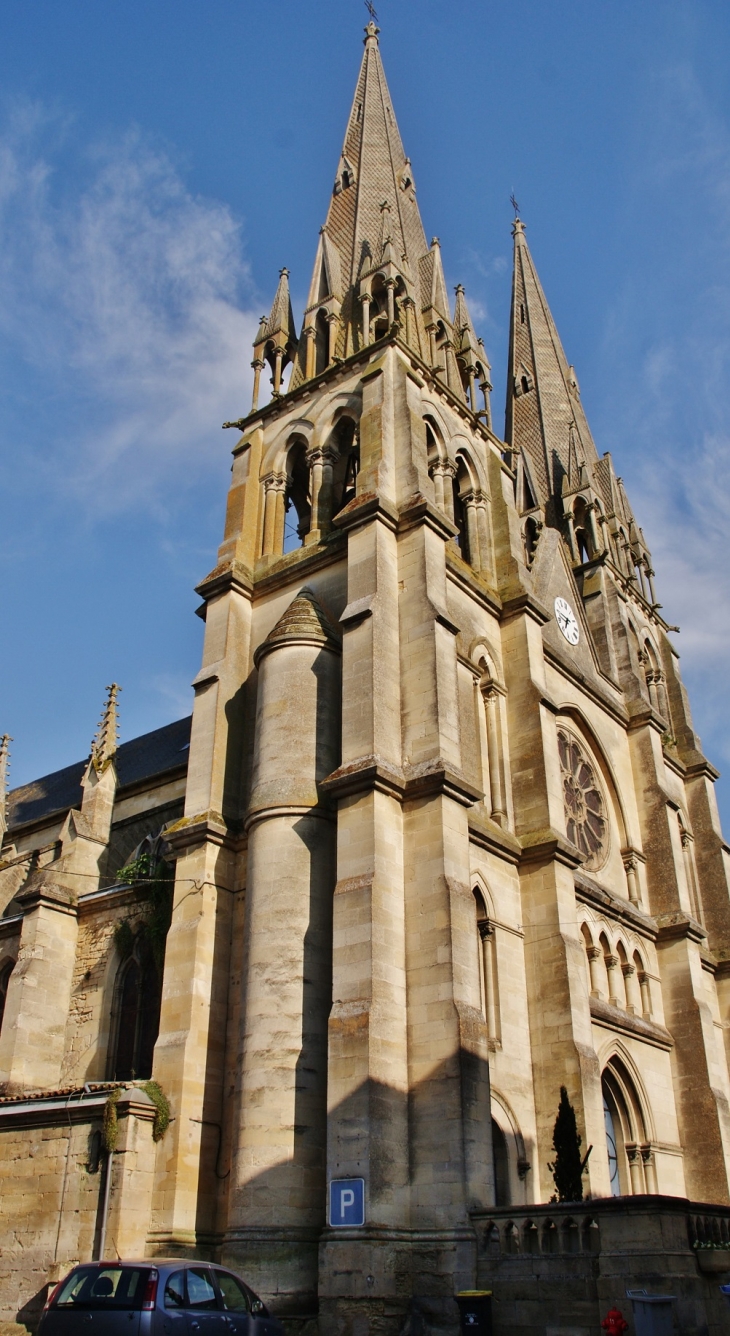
[
  {"x1": 506, "y1": 217, "x2": 598, "y2": 504},
  {"x1": 89, "y1": 683, "x2": 121, "y2": 775},
  {"x1": 0, "y1": 735, "x2": 11, "y2": 840},
  {"x1": 289, "y1": 23, "x2": 473, "y2": 396}
]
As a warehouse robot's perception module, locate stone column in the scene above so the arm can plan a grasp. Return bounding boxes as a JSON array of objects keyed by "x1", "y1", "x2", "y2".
[
  {"x1": 251, "y1": 357, "x2": 264, "y2": 413},
  {"x1": 605, "y1": 953, "x2": 622, "y2": 1007},
  {"x1": 272, "y1": 347, "x2": 284, "y2": 397},
  {"x1": 261, "y1": 473, "x2": 286, "y2": 557},
  {"x1": 623, "y1": 854, "x2": 642, "y2": 907},
  {"x1": 442, "y1": 462, "x2": 456, "y2": 524},
  {"x1": 304, "y1": 324, "x2": 316, "y2": 380},
  {"x1": 638, "y1": 970, "x2": 652, "y2": 1020},
  {"x1": 622, "y1": 963, "x2": 640, "y2": 1014},
  {"x1": 476, "y1": 496, "x2": 492, "y2": 578},
  {"x1": 479, "y1": 923, "x2": 498, "y2": 1043},
  {"x1": 430, "y1": 462, "x2": 446, "y2": 511},
  {"x1": 480, "y1": 679, "x2": 507, "y2": 825},
  {"x1": 385, "y1": 278, "x2": 395, "y2": 327},
  {"x1": 360, "y1": 292, "x2": 371, "y2": 346},
  {"x1": 225, "y1": 589, "x2": 341, "y2": 1315},
  {"x1": 464, "y1": 492, "x2": 480, "y2": 568},
  {"x1": 306, "y1": 446, "x2": 337, "y2": 544},
  {"x1": 587, "y1": 946, "x2": 603, "y2": 999},
  {"x1": 641, "y1": 1145, "x2": 658, "y2": 1193},
  {"x1": 627, "y1": 1144, "x2": 645, "y2": 1194},
  {"x1": 586, "y1": 502, "x2": 601, "y2": 556},
  {"x1": 327, "y1": 313, "x2": 339, "y2": 365}
]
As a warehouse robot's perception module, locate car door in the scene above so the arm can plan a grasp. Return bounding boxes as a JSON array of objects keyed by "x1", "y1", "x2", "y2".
[
  {"x1": 213, "y1": 1271, "x2": 250, "y2": 1335},
  {"x1": 158, "y1": 1269, "x2": 188, "y2": 1336},
  {"x1": 184, "y1": 1267, "x2": 226, "y2": 1336}
]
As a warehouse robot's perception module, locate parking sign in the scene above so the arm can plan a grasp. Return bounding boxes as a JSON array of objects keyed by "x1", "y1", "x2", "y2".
[{"x1": 329, "y1": 1177, "x2": 365, "y2": 1227}]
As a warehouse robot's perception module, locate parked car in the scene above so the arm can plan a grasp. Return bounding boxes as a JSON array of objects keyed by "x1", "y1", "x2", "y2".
[{"x1": 37, "y1": 1259, "x2": 285, "y2": 1335}]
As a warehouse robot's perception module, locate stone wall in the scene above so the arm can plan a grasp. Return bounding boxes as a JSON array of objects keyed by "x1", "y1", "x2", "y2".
[
  {"x1": 0, "y1": 1087, "x2": 157, "y2": 1330},
  {"x1": 473, "y1": 1196, "x2": 730, "y2": 1336}
]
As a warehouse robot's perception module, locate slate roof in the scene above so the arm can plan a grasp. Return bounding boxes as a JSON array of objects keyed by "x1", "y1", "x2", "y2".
[{"x1": 6, "y1": 716, "x2": 191, "y2": 833}]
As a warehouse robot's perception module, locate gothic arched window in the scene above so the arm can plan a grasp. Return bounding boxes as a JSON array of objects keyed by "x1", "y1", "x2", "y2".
[
  {"x1": 0, "y1": 961, "x2": 14, "y2": 1035},
  {"x1": 284, "y1": 440, "x2": 311, "y2": 552},
  {"x1": 108, "y1": 934, "x2": 162, "y2": 1082}
]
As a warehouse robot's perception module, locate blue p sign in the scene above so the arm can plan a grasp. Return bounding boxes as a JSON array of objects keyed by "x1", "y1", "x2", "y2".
[{"x1": 329, "y1": 1177, "x2": 365, "y2": 1227}]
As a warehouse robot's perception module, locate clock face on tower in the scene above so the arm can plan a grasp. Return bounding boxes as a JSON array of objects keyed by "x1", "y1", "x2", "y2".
[{"x1": 554, "y1": 597, "x2": 580, "y2": 646}]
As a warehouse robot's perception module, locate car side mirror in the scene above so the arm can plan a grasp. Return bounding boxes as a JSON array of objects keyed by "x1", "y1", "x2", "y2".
[{"x1": 251, "y1": 1300, "x2": 265, "y2": 1315}]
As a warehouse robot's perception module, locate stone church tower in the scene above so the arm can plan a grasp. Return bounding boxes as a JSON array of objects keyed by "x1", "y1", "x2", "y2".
[{"x1": 1, "y1": 21, "x2": 730, "y2": 1336}]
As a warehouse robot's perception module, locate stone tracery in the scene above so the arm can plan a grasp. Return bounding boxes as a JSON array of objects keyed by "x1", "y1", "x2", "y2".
[{"x1": 558, "y1": 729, "x2": 608, "y2": 870}]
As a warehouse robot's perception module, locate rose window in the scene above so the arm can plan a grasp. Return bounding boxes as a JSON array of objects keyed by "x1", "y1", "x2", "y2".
[{"x1": 558, "y1": 730, "x2": 608, "y2": 869}]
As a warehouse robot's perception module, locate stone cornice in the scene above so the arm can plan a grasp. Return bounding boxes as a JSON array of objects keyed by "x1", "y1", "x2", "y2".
[
  {"x1": 573, "y1": 871, "x2": 657, "y2": 941},
  {"x1": 499, "y1": 591, "x2": 551, "y2": 627},
  {"x1": 542, "y1": 647, "x2": 628, "y2": 727},
  {"x1": 655, "y1": 910, "x2": 707, "y2": 946},
  {"x1": 467, "y1": 809, "x2": 522, "y2": 865},
  {"x1": 332, "y1": 492, "x2": 398, "y2": 535},
  {"x1": 195, "y1": 559, "x2": 253, "y2": 604},
  {"x1": 15, "y1": 882, "x2": 77, "y2": 917},
  {"x1": 321, "y1": 755, "x2": 482, "y2": 808},
  {"x1": 518, "y1": 827, "x2": 584, "y2": 869},
  {"x1": 253, "y1": 532, "x2": 348, "y2": 597},
  {"x1": 397, "y1": 493, "x2": 458, "y2": 542},
  {"x1": 445, "y1": 552, "x2": 502, "y2": 616},
  {"x1": 224, "y1": 332, "x2": 502, "y2": 452},
  {"x1": 589, "y1": 995, "x2": 674, "y2": 1051},
  {"x1": 164, "y1": 811, "x2": 242, "y2": 854}
]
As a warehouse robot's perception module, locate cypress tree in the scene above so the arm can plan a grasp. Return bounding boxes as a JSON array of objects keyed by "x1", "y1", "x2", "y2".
[{"x1": 548, "y1": 1086, "x2": 586, "y2": 1202}]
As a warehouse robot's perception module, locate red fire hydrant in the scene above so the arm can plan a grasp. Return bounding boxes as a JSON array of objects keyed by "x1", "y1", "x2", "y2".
[{"x1": 601, "y1": 1309, "x2": 629, "y2": 1336}]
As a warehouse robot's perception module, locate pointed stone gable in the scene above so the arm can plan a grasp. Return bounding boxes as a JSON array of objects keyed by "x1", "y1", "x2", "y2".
[
  {"x1": 254, "y1": 587, "x2": 341, "y2": 665},
  {"x1": 506, "y1": 218, "x2": 598, "y2": 502}
]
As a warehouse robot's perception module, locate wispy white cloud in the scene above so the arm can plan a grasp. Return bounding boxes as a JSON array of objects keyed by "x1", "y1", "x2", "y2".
[{"x1": 0, "y1": 101, "x2": 259, "y2": 515}]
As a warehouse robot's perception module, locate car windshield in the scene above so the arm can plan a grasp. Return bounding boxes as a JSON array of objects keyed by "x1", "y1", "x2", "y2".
[{"x1": 54, "y1": 1266, "x2": 150, "y2": 1310}]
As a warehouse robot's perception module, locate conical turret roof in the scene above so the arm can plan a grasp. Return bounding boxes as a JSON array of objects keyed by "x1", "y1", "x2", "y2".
[
  {"x1": 506, "y1": 218, "x2": 598, "y2": 502},
  {"x1": 254, "y1": 587, "x2": 341, "y2": 665}
]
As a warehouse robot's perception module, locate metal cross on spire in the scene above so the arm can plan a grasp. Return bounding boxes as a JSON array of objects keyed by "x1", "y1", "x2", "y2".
[
  {"x1": 365, "y1": 0, "x2": 379, "y2": 23},
  {"x1": 510, "y1": 193, "x2": 520, "y2": 219}
]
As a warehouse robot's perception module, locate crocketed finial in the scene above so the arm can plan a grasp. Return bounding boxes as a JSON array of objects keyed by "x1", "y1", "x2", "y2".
[{"x1": 90, "y1": 684, "x2": 121, "y2": 774}]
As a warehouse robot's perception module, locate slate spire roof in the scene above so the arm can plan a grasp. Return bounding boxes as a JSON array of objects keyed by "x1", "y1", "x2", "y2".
[
  {"x1": 286, "y1": 22, "x2": 481, "y2": 401},
  {"x1": 506, "y1": 217, "x2": 598, "y2": 504}
]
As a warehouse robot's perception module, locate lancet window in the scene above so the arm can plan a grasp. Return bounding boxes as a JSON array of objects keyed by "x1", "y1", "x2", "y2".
[
  {"x1": 601, "y1": 1061, "x2": 657, "y2": 1196},
  {"x1": 474, "y1": 887, "x2": 500, "y2": 1045},
  {"x1": 283, "y1": 440, "x2": 312, "y2": 552},
  {"x1": 108, "y1": 931, "x2": 162, "y2": 1082}
]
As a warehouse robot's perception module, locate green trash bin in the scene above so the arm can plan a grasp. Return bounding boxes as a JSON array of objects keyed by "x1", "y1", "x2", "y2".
[
  {"x1": 626, "y1": 1288, "x2": 675, "y2": 1336},
  {"x1": 456, "y1": 1290, "x2": 492, "y2": 1336}
]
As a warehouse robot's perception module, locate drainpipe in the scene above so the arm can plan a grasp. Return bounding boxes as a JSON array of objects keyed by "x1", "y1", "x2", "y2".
[{"x1": 98, "y1": 1147, "x2": 114, "y2": 1262}]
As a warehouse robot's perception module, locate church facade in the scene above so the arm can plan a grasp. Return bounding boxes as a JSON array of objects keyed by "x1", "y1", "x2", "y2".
[{"x1": 1, "y1": 23, "x2": 730, "y2": 1336}]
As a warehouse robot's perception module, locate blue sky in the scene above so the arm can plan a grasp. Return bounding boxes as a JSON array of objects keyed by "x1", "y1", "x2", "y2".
[{"x1": 2, "y1": 0, "x2": 730, "y2": 829}]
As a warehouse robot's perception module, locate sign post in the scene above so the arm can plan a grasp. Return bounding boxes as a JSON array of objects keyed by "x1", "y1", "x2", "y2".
[{"x1": 329, "y1": 1177, "x2": 365, "y2": 1228}]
